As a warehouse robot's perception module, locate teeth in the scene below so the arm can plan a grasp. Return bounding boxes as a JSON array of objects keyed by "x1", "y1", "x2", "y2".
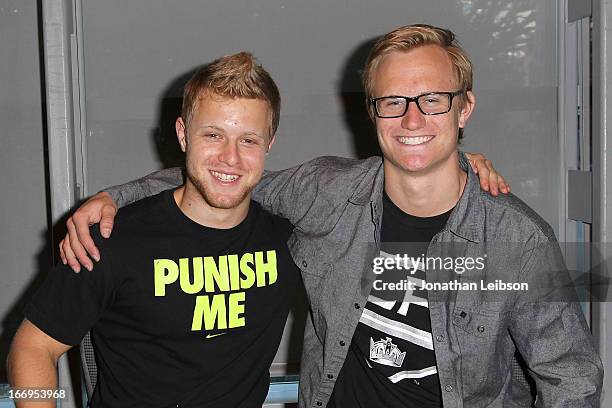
[
  {"x1": 398, "y1": 136, "x2": 433, "y2": 145},
  {"x1": 211, "y1": 171, "x2": 239, "y2": 182}
]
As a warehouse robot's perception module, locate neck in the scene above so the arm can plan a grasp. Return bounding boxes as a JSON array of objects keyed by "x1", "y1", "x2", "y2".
[
  {"x1": 384, "y1": 152, "x2": 466, "y2": 217},
  {"x1": 174, "y1": 184, "x2": 250, "y2": 229}
]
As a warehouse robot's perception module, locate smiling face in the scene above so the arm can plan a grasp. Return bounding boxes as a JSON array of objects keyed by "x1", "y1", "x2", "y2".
[
  {"x1": 372, "y1": 45, "x2": 475, "y2": 177},
  {"x1": 176, "y1": 92, "x2": 273, "y2": 211}
]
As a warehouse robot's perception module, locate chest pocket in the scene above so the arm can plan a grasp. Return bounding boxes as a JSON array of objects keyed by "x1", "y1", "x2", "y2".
[{"x1": 452, "y1": 307, "x2": 505, "y2": 338}]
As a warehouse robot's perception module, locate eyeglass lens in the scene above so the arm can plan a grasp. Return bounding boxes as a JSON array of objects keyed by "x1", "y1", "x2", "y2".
[{"x1": 375, "y1": 93, "x2": 452, "y2": 117}]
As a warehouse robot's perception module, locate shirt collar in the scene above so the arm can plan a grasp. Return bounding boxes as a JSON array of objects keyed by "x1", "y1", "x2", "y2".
[
  {"x1": 444, "y1": 151, "x2": 485, "y2": 243},
  {"x1": 348, "y1": 152, "x2": 485, "y2": 244}
]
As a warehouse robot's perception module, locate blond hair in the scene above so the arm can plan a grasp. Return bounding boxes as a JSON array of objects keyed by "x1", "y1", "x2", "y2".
[
  {"x1": 363, "y1": 24, "x2": 473, "y2": 110},
  {"x1": 182, "y1": 52, "x2": 281, "y2": 138}
]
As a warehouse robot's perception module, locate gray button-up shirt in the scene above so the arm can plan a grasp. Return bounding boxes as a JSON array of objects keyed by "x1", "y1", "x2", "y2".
[{"x1": 107, "y1": 153, "x2": 602, "y2": 407}]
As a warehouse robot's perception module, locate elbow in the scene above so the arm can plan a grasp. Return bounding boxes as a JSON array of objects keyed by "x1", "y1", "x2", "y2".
[
  {"x1": 6, "y1": 335, "x2": 29, "y2": 384},
  {"x1": 6, "y1": 320, "x2": 67, "y2": 387},
  {"x1": 560, "y1": 355, "x2": 604, "y2": 405},
  {"x1": 575, "y1": 347, "x2": 604, "y2": 401},
  {"x1": 589, "y1": 356, "x2": 604, "y2": 400}
]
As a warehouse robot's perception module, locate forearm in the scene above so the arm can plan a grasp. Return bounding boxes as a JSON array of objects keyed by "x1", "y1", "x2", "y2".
[
  {"x1": 253, "y1": 157, "x2": 339, "y2": 224},
  {"x1": 105, "y1": 167, "x2": 184, "y2": 207},
  {"x1": 7, "y1": 346, "x2": 59, "y2": 408}
]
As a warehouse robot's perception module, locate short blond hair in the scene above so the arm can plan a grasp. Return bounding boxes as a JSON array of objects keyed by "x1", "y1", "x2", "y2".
[
  {"x1": 182, "y1": 52, "x2": 281, "y2": 138},
  {"x1": 363, "y1": 24, "x2": 473, "y2": 110}
]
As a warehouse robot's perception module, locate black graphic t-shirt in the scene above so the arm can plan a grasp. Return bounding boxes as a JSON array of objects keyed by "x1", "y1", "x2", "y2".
[
  {"x1": 328, "y1": 193, "x2": 451, "y2": 408},
  {"x1": 26, "y1": 189, "x2": 300, "y2": 408}
]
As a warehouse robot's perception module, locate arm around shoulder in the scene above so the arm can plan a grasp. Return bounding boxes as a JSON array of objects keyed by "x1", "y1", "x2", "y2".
[
  {"x1": 60, "y1": 167, "x2": 184, "y2": 270},
  {"x1": 253, "y1": 156, "x2": 377, "y2": 224},
  {"x1": 104, "y1": 167, "x2": 184, "y2": 207}
]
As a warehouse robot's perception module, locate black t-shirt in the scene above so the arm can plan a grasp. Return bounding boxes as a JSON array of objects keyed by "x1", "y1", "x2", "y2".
[
  {"x1": 328, "y1": 193, "x2": 451, "y2": 408},
  {"x1": 26, "y1": 189, "x2": 301, "y2": 408}
]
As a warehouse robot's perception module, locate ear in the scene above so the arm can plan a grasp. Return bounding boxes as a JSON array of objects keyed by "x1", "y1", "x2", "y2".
[
  {"x1": 366, "y1": 99, "x2": 377, "y2": 124},
  {"x1": 458, "y1": 91, "x2": 476, "y2": 129},
  {"x1": 176, "y1": 117, "x2": 187, "y2": 152},
  {"x1": 266, "y1": 134, "x2": 277, "y2": 153}
]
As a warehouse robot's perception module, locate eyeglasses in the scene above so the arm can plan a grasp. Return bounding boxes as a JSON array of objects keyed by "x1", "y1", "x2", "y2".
[{"x1": 370, "y1": 90, "x2": 464, "y2": 118}]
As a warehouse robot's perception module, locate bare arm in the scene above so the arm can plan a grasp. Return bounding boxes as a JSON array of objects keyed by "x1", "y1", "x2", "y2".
[{"x1": 7, "y1": 319, "x2": 71, "y2": 408}]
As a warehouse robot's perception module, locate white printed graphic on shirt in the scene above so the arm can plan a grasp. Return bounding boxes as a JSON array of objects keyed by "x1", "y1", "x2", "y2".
[
  {"x1": 361, "y1": 308, "x2": 433, "y2": 350},
  {"x1": 369, "y1": 337, "x2": 406, "y2": 367},
  {"x1": 388, "y1": 366, "x2": 438, "y2": 383},
  {"x1": 359, "y1": 250, "x2": 438, "y2": 382},
  {"x1": 378, "y1": 250, "x2": 428, "y2": 314}
]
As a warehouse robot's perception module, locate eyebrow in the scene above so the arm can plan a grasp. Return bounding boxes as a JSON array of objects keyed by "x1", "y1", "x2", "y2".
[
  {"x1": 196, "y1": 125, "x2": 224, "y2": 132},
  {"x1": 377, "y1": 90, "x2": 456, "y2": 97},
  {"x1": 197, "y1": 125, "x2": 266, "y2": 139}
]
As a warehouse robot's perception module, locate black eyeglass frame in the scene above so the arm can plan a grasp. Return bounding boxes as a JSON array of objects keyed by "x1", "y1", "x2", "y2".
[{"x1": 370, "y1": 90, "x2": 465, "y2": 118}]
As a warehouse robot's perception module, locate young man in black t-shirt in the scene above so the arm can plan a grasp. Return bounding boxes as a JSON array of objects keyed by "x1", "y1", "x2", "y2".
[
  {"x1": 328, "y1": 193, "x2": 449, "y2": 407},
  {"x1": 8, "y1": 52, "x2": 300, "y2": 408}
]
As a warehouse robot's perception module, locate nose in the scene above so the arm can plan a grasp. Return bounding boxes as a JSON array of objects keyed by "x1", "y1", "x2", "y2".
[
  {"x1": 401, "y1": 101, "x2": 426, "y2": 130},
  {"x1": 218, "y1": 140, "x2": 240, "y2": 166}
]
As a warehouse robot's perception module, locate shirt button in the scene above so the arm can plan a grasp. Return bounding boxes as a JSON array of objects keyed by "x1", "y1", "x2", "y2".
[
  {"x1": 477, "y1": 325, "x2": 485, "y2": 333},
  {"x1": 327, "y1": 374, "x2": 334, "y2": 379},
  {"x1": 445, "y1": 384, "x2": 454, "y2": 392},
  {"x1": 339, "y1": 340, "x2": 346, "y2": 346},
  {"x1": 302, "y1": 260, "x2": 308, "y2": 268},
  {"x1": 435, "y1": 334, "x2": 445, "y2": 342},
  {"x1": 354, "y1": 303, "x2": 360, "y2": 309}
]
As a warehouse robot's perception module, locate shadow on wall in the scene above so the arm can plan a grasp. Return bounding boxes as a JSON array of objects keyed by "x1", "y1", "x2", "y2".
[
  {"x1": 150, "y1": 69, "x2": 196, "y2": 169},
  {"x1": 338, "y1": 37, "x2": 381, "y2": 159}
]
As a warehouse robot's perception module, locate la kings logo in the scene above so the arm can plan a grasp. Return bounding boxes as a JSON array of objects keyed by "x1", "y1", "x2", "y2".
[{"x1": 369, "y1": 337, "x2": 406, "y2": 367}]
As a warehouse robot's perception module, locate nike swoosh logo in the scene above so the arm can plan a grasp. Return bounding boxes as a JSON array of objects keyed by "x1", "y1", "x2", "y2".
[{"x1": 205, "y1": 333, "x2": 226, "y2": 339}]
